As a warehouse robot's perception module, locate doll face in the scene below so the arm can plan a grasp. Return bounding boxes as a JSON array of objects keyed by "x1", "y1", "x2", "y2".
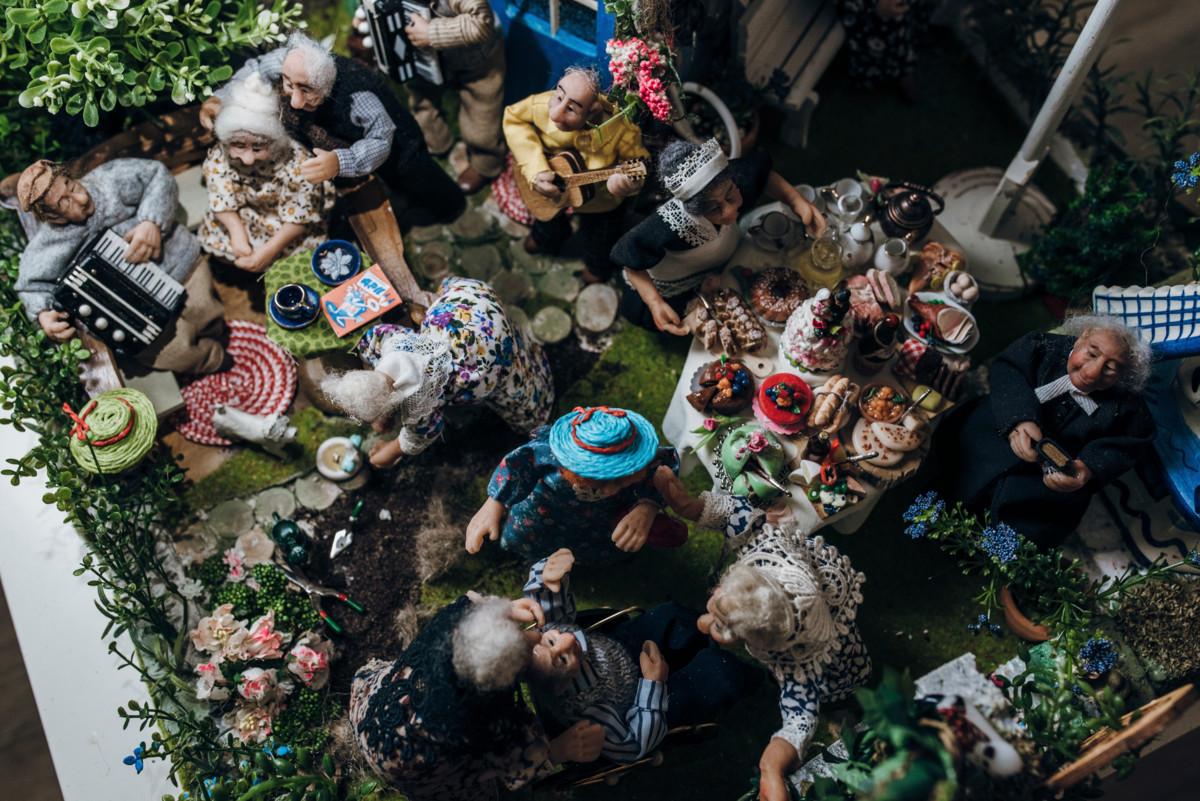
[
  {"x1": 528, "y1": 628, "x2": 582, "y2": 681},
  {"x1": 697, "y1": 592, "x2": 739, "y2": 647},
  {"x1": 548, "y1": 73, "x2": 598, "y2": 132},
  {"x1": 281, "y1": 51, "x2": 327, "y2": 112},
  {"x1": 1068, "y1": 329, "x2": 1128, "y2": 394},
  {"x1": 701, "y1": 179, "x2": 743, "y2": 227},
  {"x1": 226, "y1": 135, "x2": 277, "y2": 167},
  {"x1": 37, "y1": 173, "x2": 94, "y2": 224}
]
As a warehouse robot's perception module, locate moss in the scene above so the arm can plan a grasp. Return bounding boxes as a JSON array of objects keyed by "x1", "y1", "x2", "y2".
[{"x1": 184, "y1": 407, "x2": 361, "y2": 511}]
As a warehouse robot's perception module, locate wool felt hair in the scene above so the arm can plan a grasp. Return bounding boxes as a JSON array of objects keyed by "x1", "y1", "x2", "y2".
[
  {"x1": 451, "y1": 597, "x2": 530, "y2": 692},
  {"x1": 214, "y1": 73, "x2": 288, "y2": 144},
  {"x1": 548, "y1": 406, "x2": 659, "y2": 480}
]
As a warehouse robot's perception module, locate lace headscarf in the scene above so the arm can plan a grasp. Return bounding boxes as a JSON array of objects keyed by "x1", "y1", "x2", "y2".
[
  {"x1": 376, "y1": 329, "x2": 454, "y2": 425},
  {"x1": 655, "y1": 138, "x2": 730, "y2": 247}
]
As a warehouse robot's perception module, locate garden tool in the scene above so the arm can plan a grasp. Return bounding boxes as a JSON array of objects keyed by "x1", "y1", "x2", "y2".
[
  {"x1": 330, "y1": 499, "x2": 364, "y2": 559},
  {"x1": 274, "y1": 557, "x2": 365, "y2": 634}
]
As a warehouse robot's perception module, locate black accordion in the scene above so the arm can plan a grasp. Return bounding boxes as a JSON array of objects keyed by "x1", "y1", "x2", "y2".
[
  {"x1": 53, "y1": 229, "x2": 188, "y2": 357},
  {"x1": 363, "y1": 0, "x2": 444, "y2": 85}
]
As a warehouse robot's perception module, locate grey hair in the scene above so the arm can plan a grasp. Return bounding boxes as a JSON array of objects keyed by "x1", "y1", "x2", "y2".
[
  {"x1": 452, "y1": 597, "x2": 530, "y2": 692},
  {"x1": 714, "y1": 564, "x2": 793, "y2": 651},
  {"x1": 320, "y1": 370, "x2": 403, "y2": 423},
  {"x1": 1061, "y1": 313, "x2": 1153, "y2": 392},
  {"x1": 657, "y1": 139, "x2": 734, "y2": 215},
  {"x1": 285, "y1": 31, "x2": 337, "y2": 98},
  {"x1": 562, "y1": 65, "x2": 602, "y2": 95}
]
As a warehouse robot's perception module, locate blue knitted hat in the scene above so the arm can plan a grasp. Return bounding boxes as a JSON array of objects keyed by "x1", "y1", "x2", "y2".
[{"x1": 548, "y1": 406, "x2": 660, "y2": 480}]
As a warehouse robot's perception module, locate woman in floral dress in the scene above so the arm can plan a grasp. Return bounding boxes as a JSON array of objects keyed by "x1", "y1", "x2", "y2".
[
  {"x1": 321, "y1": 276, "x2": 555, "y2": 466},
  {"x1": 198, "y1": 73, "x2": 334, "y2": 273}
]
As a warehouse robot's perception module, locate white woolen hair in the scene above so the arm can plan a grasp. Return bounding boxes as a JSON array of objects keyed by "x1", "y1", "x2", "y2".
[
  {"x1": 1060, "y1": 313, "x2": 1152, "y2": 392},
  {"x1": 285, "y1": 32, "x2": 337, "y2": 98},
  {"x1": 716, "y1": 564, "x2": 794, "y2": 651},
  {"x1": 452, "y1": 597, "x2": 530, "y2": 692},
  {"x1": 320, "y1": 370, "x2": 401, "y2": 423}
]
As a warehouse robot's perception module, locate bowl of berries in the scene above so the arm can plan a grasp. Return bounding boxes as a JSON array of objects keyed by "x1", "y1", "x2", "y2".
[{"x1": 753, "y1": 372, "x2": 813, "y2": 434}]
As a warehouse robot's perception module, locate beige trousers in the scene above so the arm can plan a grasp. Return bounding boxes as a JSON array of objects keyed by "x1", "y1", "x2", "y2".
[
  {"x1": 136, "y1": 256, "x2": 227, "y2": 375},
  {"x1": 408, "y1": 45, "x2": 507, "y2": 178}
]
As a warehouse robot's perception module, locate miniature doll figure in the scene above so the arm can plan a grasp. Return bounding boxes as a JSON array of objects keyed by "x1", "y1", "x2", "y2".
[
  {"x1": 503, "y1": 66, "x2": 648, "y2": 284},
  {"x1": 466, "y1": 406, "x2": 685, "y2": 563},
  {"x1": 655, "y1": 467, "x2": 871, "y2": 801},
  {"x1": 321, "y1": 277, "x2": 554, "y2": 467},
  {"x1": 932, "y1": 316, "x2": 1154, "y2": 549},
  {"x1": 202, "y1": 32, "x2": 464, "y2": 228},
  {"x1": 14, "y1": 158, "x2": 228, "y2": 374},
  {"x1": 524, "y1": 547, "x2": 758, "y2": 762},
  {"x1": 614, "y1": 138, "x2": 826, "y2": 334},
  {"x1": 199, "y1": 73, "x2": 334, "y2": 272},
  {"x1": 403, "y1": 0, "x2": 507, "y2": 195},
  {"x1": 350, "y1": 594, "x2": 607, "y2": 801}
]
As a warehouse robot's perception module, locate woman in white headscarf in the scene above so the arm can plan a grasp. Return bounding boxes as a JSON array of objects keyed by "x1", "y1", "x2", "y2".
[
  {"x1": 321, "y1": 277, "x2": 555, "y2": 467},
  {"x1": 612, "y1": 139, "x2": 826, "y2": 335},
  {"x1": 199, "y1": 72, "x2": 334, "y2": 273}
]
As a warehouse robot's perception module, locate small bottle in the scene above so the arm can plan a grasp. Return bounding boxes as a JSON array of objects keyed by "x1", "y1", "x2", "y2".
[{"x1": 807, "y1": 431, "x2": 832, "y2": 460}]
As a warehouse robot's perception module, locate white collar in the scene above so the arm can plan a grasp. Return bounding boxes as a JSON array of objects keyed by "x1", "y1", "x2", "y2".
[
  {"x1": 1034, "y1": 375, "x2": 1099, "y2": 416},
  {"x1": 657, "y1": 198, "x2": 718, "y2": 247}
]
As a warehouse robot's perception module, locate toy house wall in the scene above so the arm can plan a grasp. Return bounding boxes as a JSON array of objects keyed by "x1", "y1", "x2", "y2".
[{"x1": 489, "y1": 0, "x2": 616, "y2": 103}]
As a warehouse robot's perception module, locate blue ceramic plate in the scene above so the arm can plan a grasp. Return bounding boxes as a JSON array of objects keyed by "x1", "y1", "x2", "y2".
[
  {"x1": 268, "y1": 284, "x2": 322, "y2": 330},
  {"x1": 311, "y1": 240, "x2": 362, "y2": 286}
]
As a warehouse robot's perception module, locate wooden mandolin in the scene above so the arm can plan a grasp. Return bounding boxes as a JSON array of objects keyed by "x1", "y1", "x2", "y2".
[{"x1": 514, "y1": 151, "x2": 648, "y2": 222}]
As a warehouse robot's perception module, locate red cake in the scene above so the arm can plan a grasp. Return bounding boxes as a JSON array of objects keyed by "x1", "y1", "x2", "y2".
[{"x1": 757, "y1": 373, "x2": 813, "y2": 428}]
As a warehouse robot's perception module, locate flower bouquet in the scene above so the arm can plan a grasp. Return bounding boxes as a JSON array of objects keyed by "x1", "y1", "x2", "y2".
[{"x1": 605, "y1": 36, "x2": 676, "y2": 123}]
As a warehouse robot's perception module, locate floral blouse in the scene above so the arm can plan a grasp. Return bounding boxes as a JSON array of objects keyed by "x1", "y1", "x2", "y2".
[{"x1": 198, "y1": 140, "x2": 333, "y2": 263}]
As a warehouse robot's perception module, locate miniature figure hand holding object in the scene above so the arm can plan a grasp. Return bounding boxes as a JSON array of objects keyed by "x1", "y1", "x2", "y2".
[
  {"x1": 611, "y1": 500, "x2": 657, "y2": 552},
  {"x1": 640, "y1": 641, "x2": 668, "y2": 682},
  {"x1": 301, "y1": 148, "x2": 340, "y2": 183},
  {"x1": 790, "y1": 195, "x2": 827, "y2": 238},
  {"x1": 533, "y1": 171, "x2": 563, "y2": 200},
  {"x1": 548, "y1": 720, "x2": 606, "y2": 764},
  {"x1": 540, "y1": 548, "x2": 575, "y2": 592},
  {"x1": 758, "y1": 737, "x2": 800, "y2": 801},
  {"x1": 651, "y1": 299, "x2": 688, "y2": 336},
  {"x1": 508, "y1": 597, "x2": 546, "y2": 628},
  {"x1": 38, "y1": 309, "x2": 76, "y2": 342},
  {"x1": 1007, "y1": 421, "x2": 1042, "y2": 463},
  {"x1": 607, "y1": 172, "x2": 643, "y2": 199},
  {"x1": 404, "y1": 14, "x2": 431, "y2": 48},
  {"x1": 654, "y1": 465, "x2": 704, "y2": 521},
  {"x1": 369, "y1": 438, "x2": 404, "y2": 468},
  {"x1": 124, "y1": 220, "x2": 162, "y2": 263},
  {"x1": 1043, "y1": 459, "x2": 1092, "y2": 493},
  {"x1": 465, "y1": 497, "x2": 507, "y2": 553},
  {"x1": 234, "y1": 247, "x2": 276, "y2": 274}
]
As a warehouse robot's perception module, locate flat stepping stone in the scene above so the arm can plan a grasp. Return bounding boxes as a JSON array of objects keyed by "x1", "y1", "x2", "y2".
[
  {"x1": 208, "y1": 499, "x2": 255, "y2": 539},
  {"x1": 536, "y1": 266, "x2": 582, "y2": 302},
  {"x1": 481, "y1": 198, "x2": 531, "y2": 239},
  {"x1": 531, "y1": 306, "x2": 573, "y2": 344},
  {"x1": 575, "y1": 283, "x2": 619, "y2": 333},
  {"x1": 294, "y1": 473, "x2": 341, "y2": 511},
  {"x1": 492, "y1": 269, "x2": 534, "y2": 306},
  {"x1": 253, "y1": 487, "x2": 297, "y2": 525},
  {"x1": 417, "y1": 241, "x2": 454, "y2": 282},
  {"x1": 175, "y1": 522, "x2": 219, "y2": 564},
  {"x1": 409, "y1": 225, "x2": 445, "y2": 245},
  {"x1": 506, "y1": 306, "x2": 531, "y2": 339},
  {"x1": 459, "y1": 245, "x2": 502, "y2": 281},
  {"x1": 507, "y1": 240, "x2": 550, "y2": 275},
  {"x1": 449, "y1": 209, "x2": 493, "y2": 241}
]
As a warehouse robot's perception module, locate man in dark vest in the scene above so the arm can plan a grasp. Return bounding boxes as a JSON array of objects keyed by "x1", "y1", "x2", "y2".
[{"x1": 202, "y1": 32, "x2": 464, "y2": 229}]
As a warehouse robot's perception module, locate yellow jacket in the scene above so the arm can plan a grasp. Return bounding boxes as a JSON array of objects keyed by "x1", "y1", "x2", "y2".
[{"x1": 503, "y1": 91, "x2": 649, "y2": 213}]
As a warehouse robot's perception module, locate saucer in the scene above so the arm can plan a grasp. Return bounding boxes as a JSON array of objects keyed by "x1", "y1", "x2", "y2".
[
  {"x1": 268, "y1": 284, "x2": 321, "y2": 330},
  {"x1": 312, "y1": 240, "x2": 362, "y2": 286}
]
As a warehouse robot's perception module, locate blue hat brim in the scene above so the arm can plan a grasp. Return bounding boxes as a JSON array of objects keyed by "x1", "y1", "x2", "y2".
[{"x1": 548, "y1": 409, "x2": 660, "y2": 480}]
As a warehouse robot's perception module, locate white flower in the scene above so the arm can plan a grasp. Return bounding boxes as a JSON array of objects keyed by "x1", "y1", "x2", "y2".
[
  {"x1": 224, "y1": 702, "x2": 274, "y2": 744},
  {"x1": 189, "y1": 604, "x2": 247, "y2": 661},
  {"x1": 178, "y1": 578, "x2": 205, "y2": 600},
  {"x1": 224, "y1": 547, "x2": 247, "y2": 582},
  {"x1": 195, "y1": 662, "x2": 230, "y2": 701},
  {"x1": 224, "y1": 610, "x2": 287, "y2": 662},
  {"x1": 237, "y1": 667, "x2": 291, "y2": 704},
  {"x1": 286, "y1": 633, "x2": 333, "y2": 689}
]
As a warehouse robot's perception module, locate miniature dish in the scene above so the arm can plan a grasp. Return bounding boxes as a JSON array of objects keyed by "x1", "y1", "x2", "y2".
[
  {"x1": 268, "y1": 283, "x2": 322, "y2": 330},
  {"x1": 753, "y1": 372, "x2": 813, "y2": 434},
  {"x1": 311, "y1": 240, "x2": 362, "y2": 286},
  {"x1": 316, "y1": 436, "x2": 365, "y2": 482},
  {"x1": 858, "y1": 383, "x2": 908, "y2": 423},
  {"x1": 944, "y1": 270, "x2": 981, "y2": 307},
  {"x1": 689, "y1": 359, "x2": 756, "y2": 416},
  {"x1": 903, "y1": 291, "x2": 980, "y2": 355}
]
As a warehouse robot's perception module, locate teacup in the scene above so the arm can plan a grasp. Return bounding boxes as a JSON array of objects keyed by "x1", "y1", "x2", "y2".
[
  {"x1": 796, "y1": 184, "x2": 825, "y2": 212},
  {"x1": 273, "y1": 283, "x2": 318, "y2": 324},
  {"x1": 836, "y1": 194, "x2": 865, "y2": 221}
]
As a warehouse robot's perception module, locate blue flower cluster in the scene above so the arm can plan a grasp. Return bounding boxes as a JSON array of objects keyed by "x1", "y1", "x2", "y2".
[
  {"x1": 902, "y1": 491, "x2": 945, "y2": 538},
  {"x1": 980, "y1": 523, "x2": 1019, "y2": 564},
  {"x1": 1172, "y1": 152, "x2": 1200, "y2": 190},
  {"x1": 967, "y1": 612, "x2": 1003, "y2": 637},
  {"x1": 1078, "y1": 637, "x2": 1118, "y2": 675}
]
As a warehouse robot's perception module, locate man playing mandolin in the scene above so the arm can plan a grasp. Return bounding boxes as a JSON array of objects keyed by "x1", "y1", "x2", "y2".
[{"x1": 503, "y1": 67, "x2": 648, "y2": 284}]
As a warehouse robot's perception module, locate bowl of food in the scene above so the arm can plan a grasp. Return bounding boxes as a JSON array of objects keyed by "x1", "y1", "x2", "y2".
[
  {"x1": 858, "y1": 383, "x2": 908, "y2": 423},
  {"x1": 311, "y1": 240, "x2": 362, "y2": 286}
]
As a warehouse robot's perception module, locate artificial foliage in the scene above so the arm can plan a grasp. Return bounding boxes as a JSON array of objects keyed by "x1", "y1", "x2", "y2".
[{"x1": 1017, "y1": 161, "x2": 1157, "y2": 302}]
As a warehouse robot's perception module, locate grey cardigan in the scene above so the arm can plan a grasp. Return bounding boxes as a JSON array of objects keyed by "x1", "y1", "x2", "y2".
[{"x1": 15, "y1": 158, "x2": 198, "y2": 321}]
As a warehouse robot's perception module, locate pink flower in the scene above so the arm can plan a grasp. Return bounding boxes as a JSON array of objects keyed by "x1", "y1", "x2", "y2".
[
  {"x1": 237, "y1": 667, "x2": 290, "y2": 704},
  {"x1": 223, "y1": 548, "x2": 246, "y2": 582},
  {"x1": 870, "y1": 178, "x2": 883, "y2": 194},
  {"x1": 286, "y1": 633, "x2": 333, "y2": 689},
  {"x1": 224, "y1": 702, "x2": 274, "y2": 745},
  {"x1": 189, "y1": 604, "x2": 248, "y2": 661},
  {"x1": 195, "y1": 662, "x2": 230, "y2": 702},
  {"x1": 702, "y1": 418, "x2": 718, "y2": 431},
  {"x1": 236, "y1": 610, "x2": 286, "y2": 661},
  {"x1": 746, "y1": 431, "x2": 769, "y2": 453}
]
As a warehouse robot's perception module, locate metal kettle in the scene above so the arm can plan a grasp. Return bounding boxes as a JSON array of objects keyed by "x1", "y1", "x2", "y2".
[{"x1": 875, "y1": 181, "x2": 944, "y2": 241}]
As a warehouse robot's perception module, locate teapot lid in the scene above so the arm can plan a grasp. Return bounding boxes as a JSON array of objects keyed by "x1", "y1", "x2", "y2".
[{"x1": 892, "y1": 191, "x2": 934, "y2": 227}]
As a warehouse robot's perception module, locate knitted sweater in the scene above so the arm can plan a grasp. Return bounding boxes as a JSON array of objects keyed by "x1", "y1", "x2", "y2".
[{"x1": 15, "y1": 159, "x2": 198, "y2": 321}]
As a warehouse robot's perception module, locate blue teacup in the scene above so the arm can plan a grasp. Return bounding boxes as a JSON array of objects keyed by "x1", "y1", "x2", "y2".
[{"x1": 272, "y1": 283, "x2": 319, "y2": 324}]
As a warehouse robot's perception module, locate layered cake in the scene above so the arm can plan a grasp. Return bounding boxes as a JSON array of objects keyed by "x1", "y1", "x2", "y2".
[
  {"x1": 688, "y1": 359, "x2": 755, "y2": 415},
  {"x1": 755, "y1": 372, "x2": 813, "y2": 431},
  {"x1": 782, "y1": 286, "x2": 854, "y2": 373},
  {"x1": 719, "y1": 423, "x2": 787, "y2": 502}
]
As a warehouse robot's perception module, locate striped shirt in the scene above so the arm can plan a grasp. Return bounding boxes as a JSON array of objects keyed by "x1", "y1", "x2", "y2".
[{"x1": 524, "y1": 558, "x2": 669, "y2": 763}]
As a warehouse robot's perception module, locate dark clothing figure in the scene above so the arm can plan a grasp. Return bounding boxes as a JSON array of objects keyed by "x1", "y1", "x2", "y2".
[
  {"x1": 935, "y1": 332, "x2": 1155, "y2": 548},
  {"x1": 529, "y1": 204, "x2": 629, "y2": 283},
  {"x1": 837, "y1": 0, "x2": 931, "y2": 87}
]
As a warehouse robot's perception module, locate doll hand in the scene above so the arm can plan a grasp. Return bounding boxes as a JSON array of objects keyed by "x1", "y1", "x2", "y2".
[
  {"x1": 199, "y1": 96, "x2": 222, "y2": 132},
  {"x1": 368, "y1": 438, "x2": 404, "y2": 468},
  {"x1": 791, "y1": 197, "x2": 826, "y2": 238},
  {"x1": 1044, "y1": 459, "x2": 1092, "y2": 493},
  {"x1": 301, "y1": 149, "x2": 341, "y2": 183},
  {"x1": 533, "y1": 171, "x2": 563, "y2": 200},
  {"x1": 607, "y1": 172, "x2": 642, "y2": 198},
  {"x1": 405, "y1": 14, "x2": 432, "y2": 48},
  {"x1": 234, "y1": 247, "x2": 276, "y2": 274},
  {"x1": 653, "y1": 465, "x2": 703, "y2": 521},
  {"x1": 651, "y1": 300, "x2": 689, "y2": 336},
  {"x1": 612, "y1": 501, "x2": 657, "y2": 552},
  {"x1": 541, "y1": 548, "x2": 575, "y2": 592},
  {"x1": 508, "y1": 597, "x2": 545, "y2": 628},
  {"x1": 639, "y1": 641, "x2": 669, "y2": 682},
  {"x1": 38, "y1": 309, "x2": 76, "y2": 343},
  {"x1": 1007, "y1": 421, "x2": 1042, "y2": 463},
  {"x1": 549, "y1": 720, "x2": 606, "y2": 764},
  {"x1": 228, "y1": 230, "x2": 254, "y2": 258},
  {"x1": 465, "y1": 497, "x2": 506, "y2": 554},
  {"x1": 124, "y1": 221, "x2": 162, "y2": 263}
]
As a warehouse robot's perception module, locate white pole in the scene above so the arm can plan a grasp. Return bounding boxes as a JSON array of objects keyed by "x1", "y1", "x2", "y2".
[{"x1": 978, "y1": 0, "x2": 1124, "y2": 236}]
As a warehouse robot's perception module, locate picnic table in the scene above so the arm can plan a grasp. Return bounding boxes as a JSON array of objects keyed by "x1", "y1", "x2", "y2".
[{"x1": 263, "y1": 248, "x2": 377, "y2": 360}]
